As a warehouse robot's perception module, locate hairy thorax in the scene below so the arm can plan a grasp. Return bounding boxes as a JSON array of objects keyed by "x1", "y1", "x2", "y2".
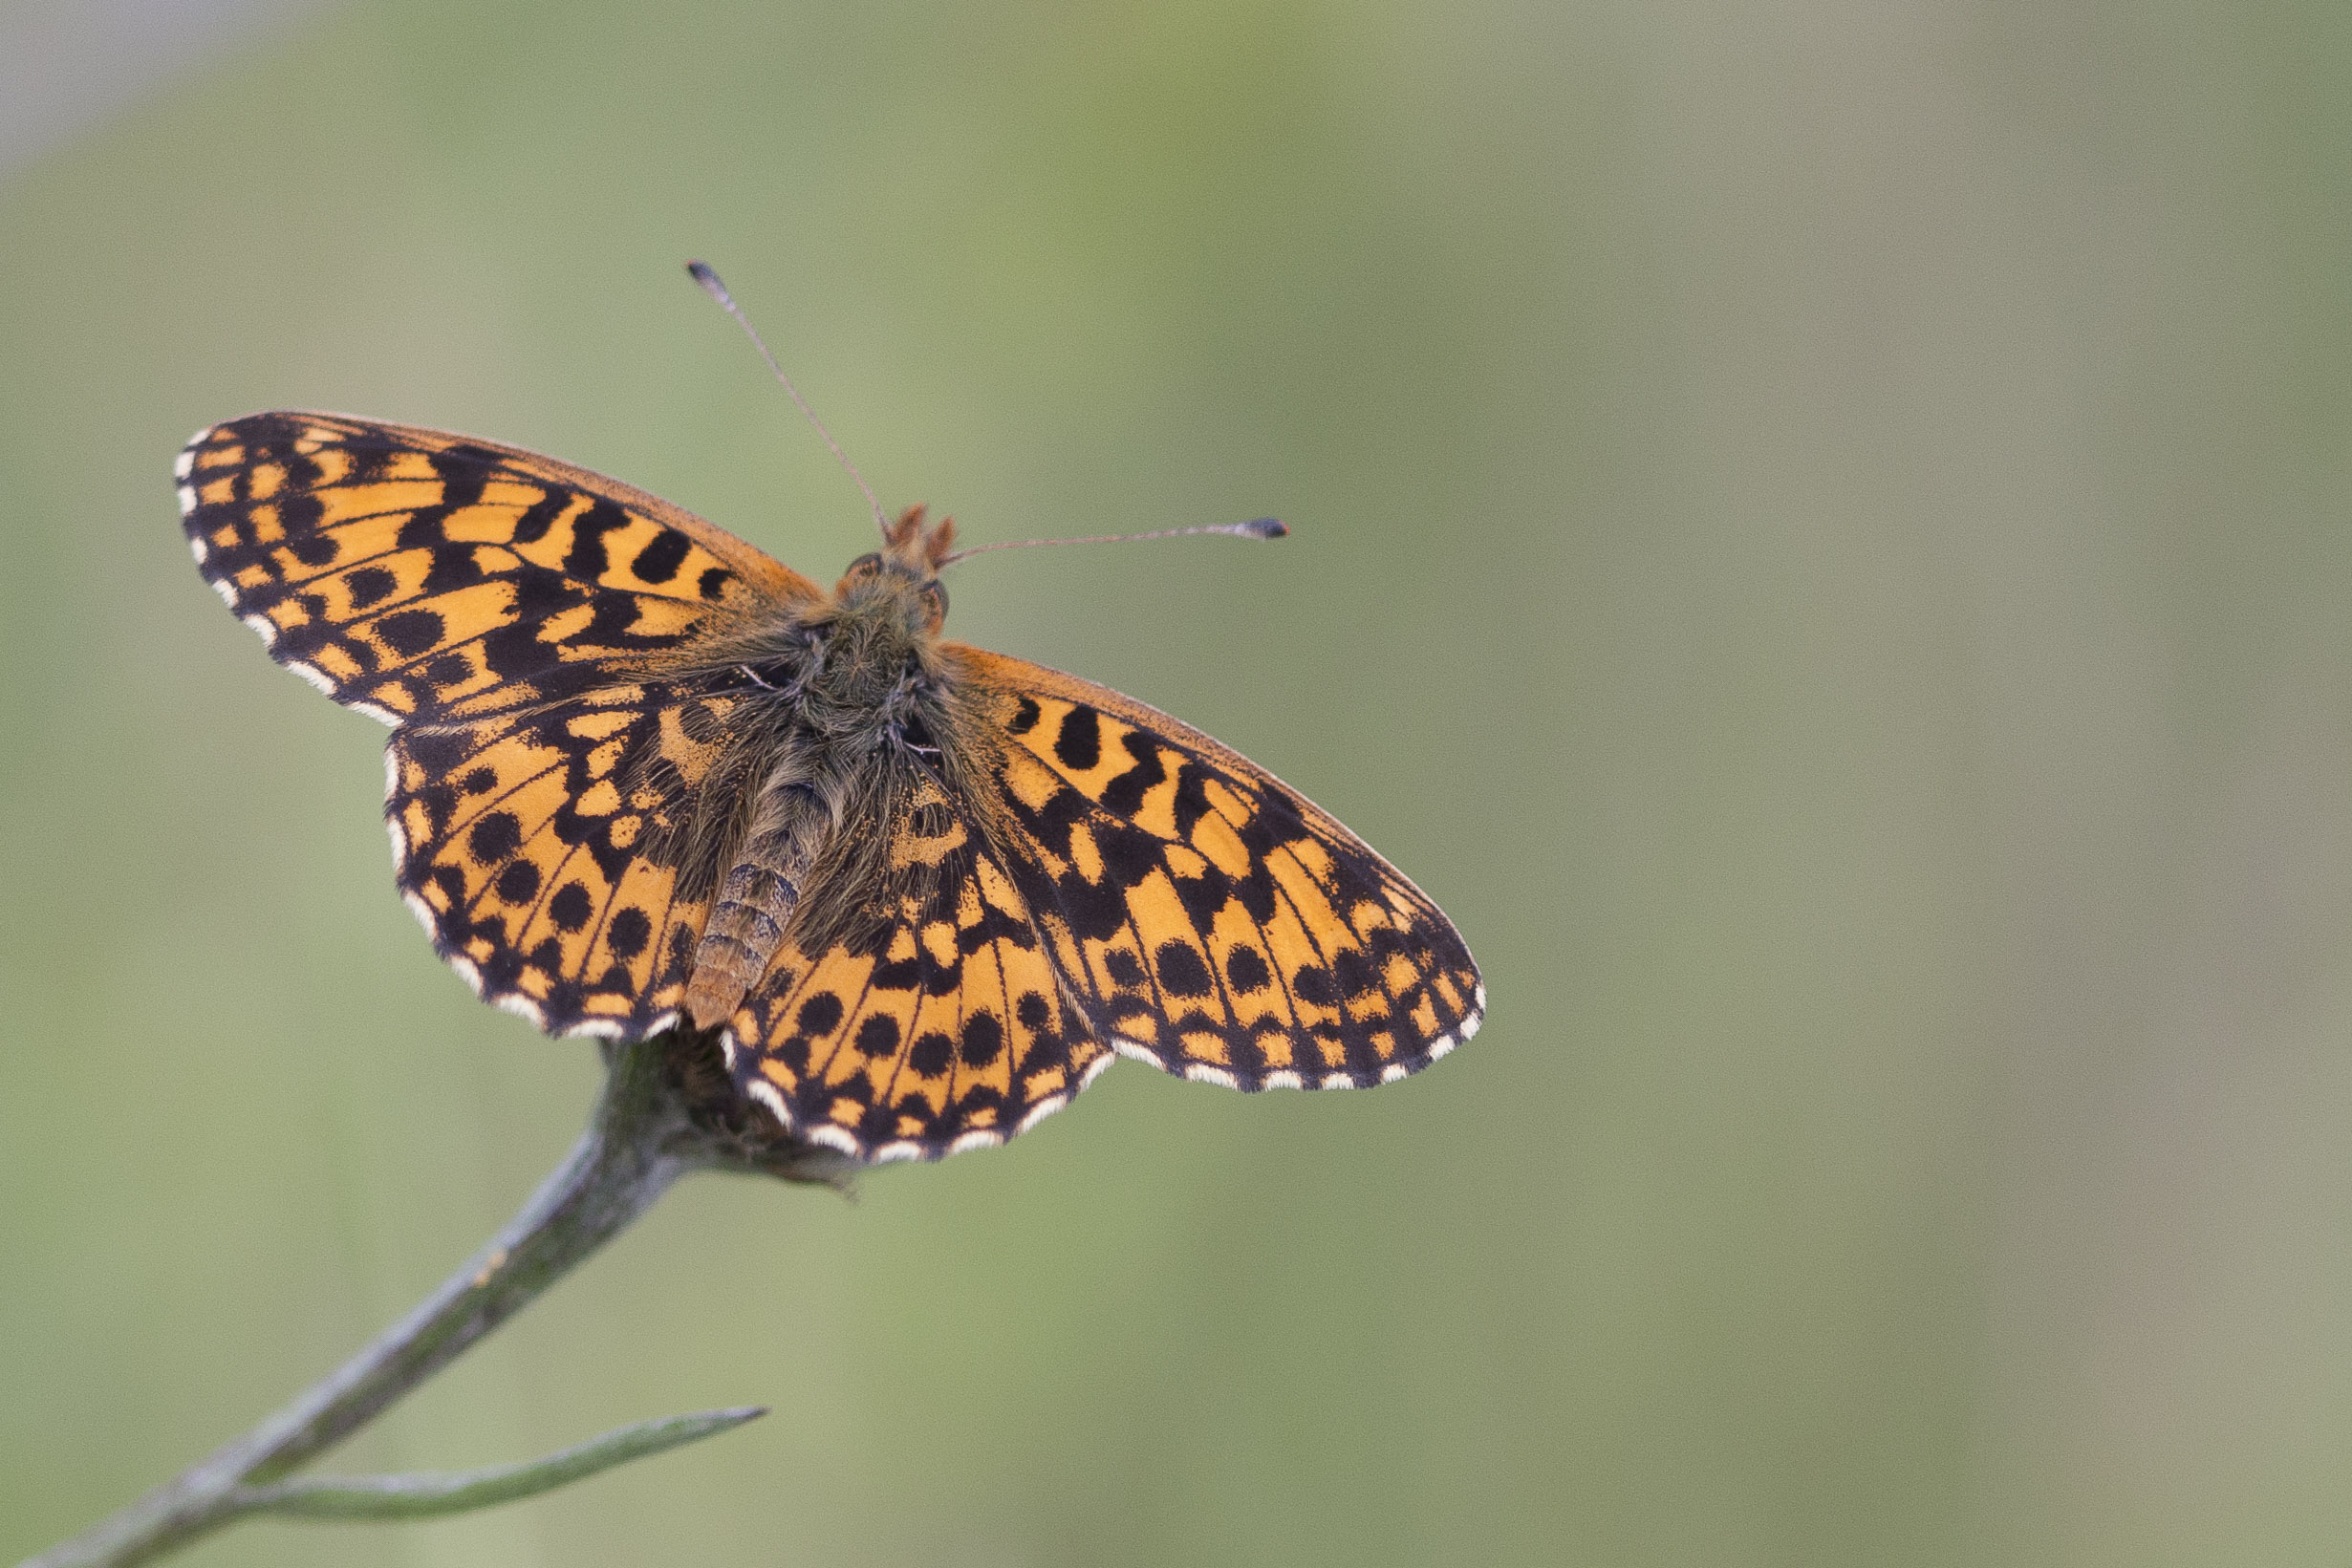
[{"x1": 676, "y1": 550, "x2": 960, "y2": 1031}]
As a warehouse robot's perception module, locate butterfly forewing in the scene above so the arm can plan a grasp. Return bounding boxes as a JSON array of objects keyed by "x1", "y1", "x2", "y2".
[
  {"x1": 949, "y1": 648, "x2": 1484, "y2": 1092},
  {"x1": 179, "y1": 412, "x2": 817, "y2": 723}
]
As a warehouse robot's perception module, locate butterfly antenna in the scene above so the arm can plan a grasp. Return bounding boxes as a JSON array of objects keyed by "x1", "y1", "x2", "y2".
[
  {"x1": 687, "y1": 260, "x2": 893, "y2": 542},
  {"x1": 939, "y1": 517, "x2": 1287, "y2": 567}
]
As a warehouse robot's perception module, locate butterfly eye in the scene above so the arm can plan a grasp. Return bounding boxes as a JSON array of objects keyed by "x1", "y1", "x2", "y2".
[
  {"x1": 919, "y1": 579, "x2": 948, "y2": 629},
  {"x1": 844, "y1": 551, "x2": 883, "y2": 582}
]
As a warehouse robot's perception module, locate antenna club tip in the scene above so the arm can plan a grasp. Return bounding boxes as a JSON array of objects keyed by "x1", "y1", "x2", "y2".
[
  {"x1": 1247, "y1": 517, "x2": 1287, "y2": 539},
  {"x1": 684, "y1": 259, "x2": 731, "y2": 302}
]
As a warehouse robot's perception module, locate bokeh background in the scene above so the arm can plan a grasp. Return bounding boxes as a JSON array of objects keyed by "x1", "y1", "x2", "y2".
[{"x1": 6, "y1": 2, "x2": 2352, "y2": 1564}]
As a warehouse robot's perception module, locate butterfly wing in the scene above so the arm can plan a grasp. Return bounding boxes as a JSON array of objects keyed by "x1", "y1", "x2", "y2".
[
  {"x1": 179, "y1": 411, "x2": 819, "y2": 723},
  {"x1": 181, "y1": 411, "x2": 818, "y2": 1039},
  {"x1": 948, "y1": 647, "x2": 1484, "y2": 1092},
  {"x1": 725, "y1": 771, "x2": 1108, "y2": 1161},
  {"x1": 388, "y1": 677, "x2": 769, "y2": 1038}
]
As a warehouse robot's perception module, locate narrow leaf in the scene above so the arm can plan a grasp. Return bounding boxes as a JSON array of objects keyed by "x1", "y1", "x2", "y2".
[{"x1": 232, "y1": 1407, "x2": 766, "y2": 1522}]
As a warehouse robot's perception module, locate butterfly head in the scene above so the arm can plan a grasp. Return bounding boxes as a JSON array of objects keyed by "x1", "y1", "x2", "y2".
[{"x1": 837, "y1": 504, "x2": 953, "y2": 634}]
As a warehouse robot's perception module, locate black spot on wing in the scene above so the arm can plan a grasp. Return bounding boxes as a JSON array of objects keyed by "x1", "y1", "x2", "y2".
[
  {"x1": 377, "y1": 608, "x2": 444, "y2": 658},
  {"x1": 631, "y1": 527, "x2": 692, "y2": 584},
  {"x1": 273, "y1": 489, "x2": 325, "y2": 538},
  {"x1": 549, "y1": 882, "x2": 593, "y2": 933},
  {"x1": 468, "y1": 811, "x2": 522, "y2": 863},
  {"x1": 1053, "y1": 704, "x2": 1100, "y2": 770},
  {"x1": 1154, "y1": 940, "x2": 1214, "y2": 999},
  {"x1": 288, "y1": 533, "x2": 338, "y2": 568},
  {"x1": 960, "y1": 1011, "x2": 1003, "y2": 1067},
  {"x1": 797, "y1": 992, "x2": 845, "y2": 1037},
  {"x1": 855, "y1": 1015, "x2": 901, "y2": 1058},
  {"x1": 606, "y1": 907, "x2": 651, "y2": 958},
  {"x1": 909, "y1": 1030, "x2": 955, "y2": 1077}
]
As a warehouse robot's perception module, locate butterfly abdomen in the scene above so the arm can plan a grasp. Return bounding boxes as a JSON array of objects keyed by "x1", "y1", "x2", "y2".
[{"x1": 684, "y1": 772, "x2": 830, "y2": 1030}]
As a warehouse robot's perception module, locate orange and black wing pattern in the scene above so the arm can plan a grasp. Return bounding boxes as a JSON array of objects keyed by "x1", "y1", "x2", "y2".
[
  {"x1": 180, "y1": 412, "x2": 811, "y2": 1039},
  {"x1": 178, "y1": 412, "x2": 816, "y2": 723},
  {"x1": 725, "y1": 771, "x2": 1108, "y2": 1161},
  {"x1": 950, "y1": 647, "x2": 1483, "y2": 1094},
  {"x1": 387, "y1": 680, "x2": 770, "y2": 1039}
]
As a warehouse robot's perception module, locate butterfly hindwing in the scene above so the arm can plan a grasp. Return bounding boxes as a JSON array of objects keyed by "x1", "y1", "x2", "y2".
[
  {"x1": 180, "y1": 412, "x2": 818, "y2": 724},
  {"x1": 390, "y1": 677, "x2": 765, "y2": 1039},
  {"x1": 726, "y1": 771, "x2": 1109, "y2": 1161},
  {"x1": 949, "y1": 648, "x2": 1484, "y2": 1092}
]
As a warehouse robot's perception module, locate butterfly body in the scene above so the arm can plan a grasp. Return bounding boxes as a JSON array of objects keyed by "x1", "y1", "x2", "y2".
[
  {"x1": 181, "y1": 412, "x2": 1482, "y2": 1164},
  {"x1": 675, "y1": 506, "x2": 980, "y2": 1030}
]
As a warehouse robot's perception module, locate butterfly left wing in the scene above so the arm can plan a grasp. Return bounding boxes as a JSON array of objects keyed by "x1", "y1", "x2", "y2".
[
  {"x1": 179, "y1": 411, "x2": 826, "y2": 1039},
  {"x1": 724, "y1": 772, "x2": 1108, "y2": 1161},
  {"x1": 946, "y1": 646, "x2": 1483, "y2": 1094}
]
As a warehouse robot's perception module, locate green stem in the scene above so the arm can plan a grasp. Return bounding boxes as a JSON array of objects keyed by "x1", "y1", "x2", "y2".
[
  {"x1": 19, "y1": 1031, "x2": 811, "y2": 1568},
  {"x1": 234, "y1": 1407, "x2": 767, "y2": 1521}
]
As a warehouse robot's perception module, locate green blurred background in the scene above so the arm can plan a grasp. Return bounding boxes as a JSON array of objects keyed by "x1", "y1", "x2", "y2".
[{"x1": 6, "y1": 2, "x2": 2352, "y2": 1563}]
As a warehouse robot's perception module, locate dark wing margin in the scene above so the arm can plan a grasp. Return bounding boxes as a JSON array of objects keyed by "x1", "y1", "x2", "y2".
[
  {"x1": 178, "y1": 411, "x2": 817, "y2": 725},
  {"x1": 946, "y1": 646, "x2": 1483, "y2": 1094}
]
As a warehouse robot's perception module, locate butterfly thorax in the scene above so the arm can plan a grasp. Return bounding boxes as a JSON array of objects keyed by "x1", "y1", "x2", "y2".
[{"x1": 679, "y1": 508, "x2": 962, "y2": 1031}]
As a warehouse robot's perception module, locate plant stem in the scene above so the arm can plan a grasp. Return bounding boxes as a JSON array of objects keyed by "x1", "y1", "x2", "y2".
[
  {"x1": 235, "y1": 1407, "x2": 768, "y2": 1521},
  {"x1": 20, "y1": 1030, "x2": 818, "y2": 1568}
]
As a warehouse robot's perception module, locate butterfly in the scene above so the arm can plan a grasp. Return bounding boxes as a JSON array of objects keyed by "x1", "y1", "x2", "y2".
[{"x1": 178, "y1": 406, "x2": 1482, "y2": 1164}]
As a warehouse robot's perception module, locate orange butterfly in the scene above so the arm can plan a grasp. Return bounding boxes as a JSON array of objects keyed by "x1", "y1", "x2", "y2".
[{"x1": 179, "y1": 351, "x2": 1479, "y2": 1166}]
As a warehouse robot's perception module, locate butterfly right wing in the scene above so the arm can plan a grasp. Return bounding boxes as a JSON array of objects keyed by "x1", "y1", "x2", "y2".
[
  {"x1": 946, "y1": 646, "x2": 1483, "y2": 1093},
  {"x1": 180, "y1": 411, "x2": 819, "y2": 725},
  {"x1": 388, "y1": 676, "x2": 766, "y2": 1039}
]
